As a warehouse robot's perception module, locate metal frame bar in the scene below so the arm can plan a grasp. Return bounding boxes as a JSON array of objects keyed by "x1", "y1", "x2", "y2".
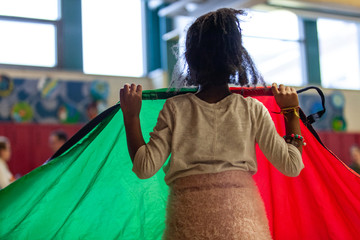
[
  {"x1": 303, "y1": 18, "x2": 321, "y2": 85},
  {"x1": 60, "y1": 0, "x2": 83, "y2": 71}
]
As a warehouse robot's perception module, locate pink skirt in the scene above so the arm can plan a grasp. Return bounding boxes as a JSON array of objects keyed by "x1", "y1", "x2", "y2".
[{"x1": 163, "y1": 170, "x2": 272, "y2": 240}]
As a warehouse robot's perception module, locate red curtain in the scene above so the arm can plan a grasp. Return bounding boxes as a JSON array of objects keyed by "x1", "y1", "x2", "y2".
[
  {"x1": 253, "y1": 96, "x2": 360, "y2": 239},
  {"x1": 317, "y1": 132, "x2": 360, "y2": 166},
  {"x1": 0, "y1": 123, "x2": 82, "y2": 177}
]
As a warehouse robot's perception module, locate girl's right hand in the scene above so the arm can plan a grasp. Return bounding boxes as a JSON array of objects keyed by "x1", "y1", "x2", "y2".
[
  {"x1": 119, "y1": 83, "x2": 142, "y2": 119},
  {"x1": 271, "y1": 83, "x2": 299, "y2": 109}
]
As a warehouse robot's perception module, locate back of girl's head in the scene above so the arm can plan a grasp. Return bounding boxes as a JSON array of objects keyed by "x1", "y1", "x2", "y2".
[{"x1": 183, "y1": 8, "x2": 263, "y2": 87}]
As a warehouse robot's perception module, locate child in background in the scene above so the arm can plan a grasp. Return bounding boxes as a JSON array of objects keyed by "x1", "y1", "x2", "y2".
[
  {"x1": 0, "y1": 136, "x2": 14, "y2": 189},
  {"x1": 120, "y1": 8, "x2": 304, "y2": 239},
  {"x1": 350, "y1": 145, "x2": 360, "y2": 174},
  {"x1": 48, "y1": 130, "x2": 68, "y2": 154}
]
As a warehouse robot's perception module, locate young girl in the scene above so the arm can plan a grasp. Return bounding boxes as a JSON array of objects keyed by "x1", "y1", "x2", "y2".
[
  {"x1": 0, "y1": 136, "x2": 14, "y2": 190},
  {"x1": 120, "y1": 8, "x2": 304, "y2": 240}
]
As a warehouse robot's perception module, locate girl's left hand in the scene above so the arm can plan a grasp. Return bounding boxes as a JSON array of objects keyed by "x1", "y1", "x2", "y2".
[
  {"x1": 119, "y1": 84, "x2": 142, "y2": 119},
  {"x1": 271, "y1": 83, "x2": 299, "y2": 109}
]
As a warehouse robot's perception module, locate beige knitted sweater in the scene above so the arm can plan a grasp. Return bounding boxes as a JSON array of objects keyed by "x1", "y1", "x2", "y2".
[{"x1": 133, "y1": 93, "x2": 304, "y2": 185}]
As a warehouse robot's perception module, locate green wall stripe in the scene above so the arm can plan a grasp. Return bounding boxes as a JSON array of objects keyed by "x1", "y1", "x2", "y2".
[
  {"x1": 303, "y1": 19, "x2": 321, "y2": 85},
  {"x1": 60, "y1": 0, "x2": 83, "y2": 71}
]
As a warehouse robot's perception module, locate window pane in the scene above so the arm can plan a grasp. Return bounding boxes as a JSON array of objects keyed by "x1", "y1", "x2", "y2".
[
  {"x1": 318, "y1": 19, "x2": 360, "y2": 89},
  {"x1": 0, "y1": 21, "x2": 56, "y2": 67},
  {"x1": 241, "y1": 10, "x2": 300, "y2": 41},
  {"x1": 82, "y1": 0, "x2": 144, "y2": 77},
  {"x1": 244, "y1": 37, "x2": 304, "y2": 86},
  {"x1": 241, "y1": 10, "x2": 304, "y2": 86},
  {"x1": 0, "y1": 0, "x2": 59, "y2": 20},
  {"x1": 173, "y1": 10, "x2": 305, "y2": 86}
]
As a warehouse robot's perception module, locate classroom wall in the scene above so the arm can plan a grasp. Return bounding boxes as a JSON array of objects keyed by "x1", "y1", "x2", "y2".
[
  {"x1": 321, "y1": 88, "x2": 360, "y2": 132},
  {"x1": 1, "y1": 68, "x2": 360, "y2": 175},
  {"x1": 1, "y1": 68, "x2": 360, "y2": 132},
  {"x1": 0, "y1": 68, "x2": 154, "y2": 106},
  {"x1": 291, "y1": 86, "x2": 360, "y2": 132}
]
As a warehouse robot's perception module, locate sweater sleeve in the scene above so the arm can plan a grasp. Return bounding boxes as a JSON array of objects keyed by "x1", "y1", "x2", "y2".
[
  {"x1": 132, "y1": 100, "x2": 173, "y2": 179},
  {"x1": 254, "y1": 100, "x2": 304, "y2": 177}
]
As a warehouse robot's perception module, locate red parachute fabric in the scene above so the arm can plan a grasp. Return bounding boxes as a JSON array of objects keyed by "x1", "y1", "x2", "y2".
[{"x1": 252, "y1": 94, "x2": 360, "y2": 240}]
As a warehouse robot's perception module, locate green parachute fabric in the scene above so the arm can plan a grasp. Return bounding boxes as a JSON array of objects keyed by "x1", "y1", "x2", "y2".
[{"x1": 1, "y1": 87, "x2": 360, "y2": 239}]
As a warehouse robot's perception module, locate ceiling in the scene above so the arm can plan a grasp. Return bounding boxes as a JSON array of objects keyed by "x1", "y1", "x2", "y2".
[
  {"x1": 148, "y1": 0, "x2": 360, "y2": 18},
  {"x1": 149, "y1": 0, "x2": 266, "y2": 17},
  {"x1": 267, "y1": 0, "x2": 360, "y2": 18}
]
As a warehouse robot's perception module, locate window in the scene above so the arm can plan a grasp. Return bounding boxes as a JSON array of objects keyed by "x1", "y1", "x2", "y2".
[
  {"x1": 241, "y1": 10, "x2": 305, "y2": 86},
  {"x1": 174, "y1": 10, "x2": 305, "y2": 86},
  {"x1": 0, "y1": 21, "x2": 56, "y2": 67},
  {"x1": 0, "y1": 0, "x2": 59, "y2": 67},
  {"x1": 82, "y1": 0, "x2": 144, "y2": 77},
  {"x1": 317, "y1": 18, "x2": 360, "y2": 89},
  {"x1": 0, "y1": 0, "x2": 59, "y2": 20}
]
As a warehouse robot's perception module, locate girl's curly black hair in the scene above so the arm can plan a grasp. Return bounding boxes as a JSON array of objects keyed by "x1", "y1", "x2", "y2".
[{"x1": 181, "y1": 8, "x2": 263, "y2": 87}]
